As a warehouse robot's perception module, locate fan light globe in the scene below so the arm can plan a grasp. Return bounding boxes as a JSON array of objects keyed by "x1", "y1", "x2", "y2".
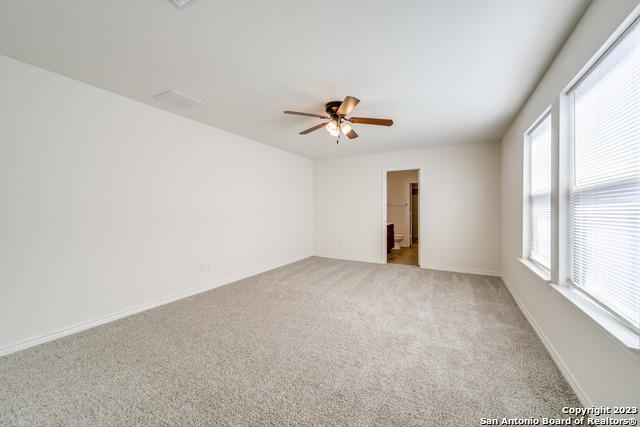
[
  {"x1": 326, "y1": 120, "x2": 339, "y2": 137},
  {"x1": 340, "y1": 122, "x2": 352, "y2": 135}
]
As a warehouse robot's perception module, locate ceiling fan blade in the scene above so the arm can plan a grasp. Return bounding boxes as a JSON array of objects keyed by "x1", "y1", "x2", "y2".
[
  {"x1": 299, "y1": 122, "x2": 329, "y2": 135},
  {"x1": 284, "y1": 111, "x2": 329, "y2": 119},
  {"x1": 349, "y1": 117, "x2": 393, "y2": 126},
  {"x1": 345, "y1": 128, "x2": 358, "y2": 139},
  {"x1": 336, "y1": 96, "x2": 360, "y2": 116}
]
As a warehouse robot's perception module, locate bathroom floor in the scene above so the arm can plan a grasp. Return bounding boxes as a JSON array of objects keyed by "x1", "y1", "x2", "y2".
[{"x1": 387, "y1": 240, "x2": 418, "y2": 266}]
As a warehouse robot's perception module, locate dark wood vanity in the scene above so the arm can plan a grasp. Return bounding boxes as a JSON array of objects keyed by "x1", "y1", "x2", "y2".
[{"x1": 387, "y1": 223, "x2": 394, "y2": 254}]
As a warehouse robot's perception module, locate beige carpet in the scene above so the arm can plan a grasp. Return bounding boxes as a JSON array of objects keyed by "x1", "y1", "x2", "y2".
[{"x1": 0, "y1": 257, "x2": 579, "y2": 426}]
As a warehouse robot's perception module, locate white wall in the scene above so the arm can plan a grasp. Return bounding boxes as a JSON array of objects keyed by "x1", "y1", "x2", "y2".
[
  {"x1": 501, "y1": 0, "x2": 640, "y2": 409},
  {"x1": 314, "y1": 141, "x2": 501, "y2": 275},
  {"x1": 387, "y1": 170, "x2": 418, "y2": 247},
  {"x1": 0, "y1": 55, "x2": 314, "y2": 354}
]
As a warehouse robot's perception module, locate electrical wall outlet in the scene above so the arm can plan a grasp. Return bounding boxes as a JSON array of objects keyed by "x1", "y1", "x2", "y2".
[{"x1": 199, "y1": 263, "x2": 213, "y2": 273}]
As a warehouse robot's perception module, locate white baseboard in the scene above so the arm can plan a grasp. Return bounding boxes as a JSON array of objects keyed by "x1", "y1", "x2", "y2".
[
  {"x1": 501, "y1": 275, "x2": 592, "y2": 407},
  {"x1": 314, "y1": 255, "x2": 501, "y2": 277},
  {"x1": 422, "y1": 264, "x2": 501, "y2": 277},
  {"x1": 0, "y1": 254, "x2": 593, "y2": 409},
  {"x1": 0, "y1": 254, "x2": 311, "y2": 358},
  {"x1": 314, "y1": 253, "x2": 385, "y2": 264}
]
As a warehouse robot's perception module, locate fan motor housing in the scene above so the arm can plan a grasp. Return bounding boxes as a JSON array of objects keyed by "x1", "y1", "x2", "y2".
[{"x1": 325, "y1": 101, "x2": 343, "y2": 116}]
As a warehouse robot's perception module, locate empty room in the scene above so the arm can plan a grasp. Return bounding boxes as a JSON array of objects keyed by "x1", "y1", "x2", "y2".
[{"x1": 1, "y1": 0, "x2": 639, "y2": 425}]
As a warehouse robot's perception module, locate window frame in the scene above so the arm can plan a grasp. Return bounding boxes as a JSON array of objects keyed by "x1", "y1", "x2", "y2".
[{"x1": 523, "y1": 107, "x2": 553, "y2": 275}]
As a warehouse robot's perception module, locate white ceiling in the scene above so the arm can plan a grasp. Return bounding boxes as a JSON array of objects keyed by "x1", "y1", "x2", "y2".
[{"x1": 0, "y1": 0, "x2": 589, "y2": 159}]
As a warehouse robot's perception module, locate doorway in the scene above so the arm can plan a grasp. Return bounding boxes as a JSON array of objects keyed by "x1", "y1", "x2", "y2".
[{"x1": 384, "y1": 169, "x2": 420, "y2": 266}]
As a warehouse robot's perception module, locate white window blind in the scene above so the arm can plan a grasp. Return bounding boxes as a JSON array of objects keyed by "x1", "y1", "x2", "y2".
[
  {"x1": 526, "y1": 113, "x2": 552, "y2": 270},
  {"x1": 568, "y1": 18, "x2": 640, "y2": 332}
]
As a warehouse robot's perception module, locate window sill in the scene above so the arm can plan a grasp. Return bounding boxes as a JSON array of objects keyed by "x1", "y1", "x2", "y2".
[
  {"x1": 518, "y1": 258, "x2": 551, "y2": 283},
  {"x1": 550, "y1": 283, "x2": 640, "y2": 353}
]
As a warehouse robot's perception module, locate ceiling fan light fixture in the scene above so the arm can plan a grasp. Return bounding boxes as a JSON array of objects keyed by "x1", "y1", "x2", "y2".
[
  {"x1": 326, "y1": 120, "x2": 340, "y2": 136},
  {"x1": 283, "y1": 96, "x2": 392, "y2": 142}
]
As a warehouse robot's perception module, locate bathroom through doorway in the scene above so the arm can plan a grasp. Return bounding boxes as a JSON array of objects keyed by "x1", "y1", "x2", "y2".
[{"x1": 383, "y1": 168, "x2": 421, "y2": 266}]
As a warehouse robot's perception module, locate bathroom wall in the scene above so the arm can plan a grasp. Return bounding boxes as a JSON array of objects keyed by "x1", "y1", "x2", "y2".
[
  {"x1": 387, "y1": 170, "x2": 418, "y2": 247},
  {"x1": 0, "y1": 55, "x2": 314, "y2": 355}
]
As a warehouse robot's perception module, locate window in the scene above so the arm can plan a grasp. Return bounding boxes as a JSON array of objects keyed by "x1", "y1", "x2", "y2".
[
  {"x1": 525, "y1": 112, "x2": 552, "y2": 271},
  {"x1": 567, "y1": 18, "x2": 640, "y2": 332}
]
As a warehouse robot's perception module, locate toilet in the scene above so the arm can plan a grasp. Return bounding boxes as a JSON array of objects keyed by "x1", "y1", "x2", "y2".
[{"x1": 393, "y1": 234, "x2": 403, "y2": 250}]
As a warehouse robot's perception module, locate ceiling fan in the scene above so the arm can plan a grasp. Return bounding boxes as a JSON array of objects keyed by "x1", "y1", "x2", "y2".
[{"x1": 283, "y1": 96, "x2": 393, "y2": 143}]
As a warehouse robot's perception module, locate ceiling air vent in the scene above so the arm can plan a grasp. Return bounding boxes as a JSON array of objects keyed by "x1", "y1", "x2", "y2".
[
  {"x1": 170, "y1": 0, "x2": 195, "y2": 8},
  {"x1": 154, "y1": 90, "x2": 205, "y2": 109}
]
